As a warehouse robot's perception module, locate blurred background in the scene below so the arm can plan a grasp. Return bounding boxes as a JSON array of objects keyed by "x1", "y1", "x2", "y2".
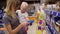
[{"x1": 0, "y1": 0, "x2": 60, "y2": 34}]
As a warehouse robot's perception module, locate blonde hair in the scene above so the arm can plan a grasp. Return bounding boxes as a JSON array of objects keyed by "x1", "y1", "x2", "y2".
[
  {"x1": 4, "y1": 0, "x2": 18, "y2": 18},
  {"x1": 20, "y1": 2, "x2": 28, "y2": 8}
]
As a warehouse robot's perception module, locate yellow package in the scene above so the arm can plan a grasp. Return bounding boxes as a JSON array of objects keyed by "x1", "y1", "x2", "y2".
[{"x1": 36, "y1": 30, "x2": 42, "y2": 34}]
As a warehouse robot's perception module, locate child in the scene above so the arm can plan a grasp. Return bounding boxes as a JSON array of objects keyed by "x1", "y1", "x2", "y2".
[{"x1": 16, "y1": 2, "x2": 29, "y2": 34}]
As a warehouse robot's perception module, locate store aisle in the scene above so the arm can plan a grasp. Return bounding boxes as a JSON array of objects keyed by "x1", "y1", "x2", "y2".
[{"x1": 27, "y1": 23, "x2": 37, "y2": 34}]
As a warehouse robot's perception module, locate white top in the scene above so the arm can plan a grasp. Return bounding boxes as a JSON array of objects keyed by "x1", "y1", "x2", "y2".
[{"x1": 16, "y1": 10, "x2": 28, "y2": 23}]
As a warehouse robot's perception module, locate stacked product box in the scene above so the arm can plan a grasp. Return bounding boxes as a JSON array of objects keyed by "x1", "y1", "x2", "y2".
[{"x1": 0, "y1": 9, "x2": 5, "y2": 34}]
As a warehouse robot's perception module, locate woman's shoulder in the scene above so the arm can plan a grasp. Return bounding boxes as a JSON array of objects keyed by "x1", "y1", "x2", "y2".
[
  {"x1": 3, "y1": 13, "x2": 11, "y2": 24},
  {"x1": 3, "y1": 13, "x2": 8, "y2": 18},
  {"x1": 3, "y1": 13, "x2": 10, "y2": 19}
]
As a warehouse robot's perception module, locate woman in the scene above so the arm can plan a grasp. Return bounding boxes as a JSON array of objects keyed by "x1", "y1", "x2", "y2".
[{"x1": 3, "y1": 0, "x2": 29, "y2": 34}]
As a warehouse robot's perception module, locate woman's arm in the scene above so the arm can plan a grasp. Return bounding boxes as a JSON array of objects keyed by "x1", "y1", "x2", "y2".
[
  {"x1": 13, "y1": 22, "x2": 28, "y2": 33},
  {"x1": 5, "y1": 24, "x2": 15, "y2": 34},
  {"x1": 5, "y1": 22, "x2": 28, "y2": 34}
]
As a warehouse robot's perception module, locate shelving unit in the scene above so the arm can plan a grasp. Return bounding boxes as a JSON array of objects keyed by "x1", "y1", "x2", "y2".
[
  {"x1": 44, "y1": 9, "x2": 60, "y2": 34},
  {"x1": 35, "y1": 6, "x2": 50, "y2": 34},
  {"x1": 0, "y1": 9, "x2": 5, "y2": 34}
]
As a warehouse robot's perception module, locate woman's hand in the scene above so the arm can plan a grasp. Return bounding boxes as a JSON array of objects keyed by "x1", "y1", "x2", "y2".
[{"x1": 21, "y1": 21, "x2": 29, "y2": 27}]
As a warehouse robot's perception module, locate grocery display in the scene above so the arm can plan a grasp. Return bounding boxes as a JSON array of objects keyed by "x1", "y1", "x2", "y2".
[
  {"x1": 36, "y1": 7, "x2": 47, "y2": 34},
  {"x1": 0, "y1": 0, "x2": 60, "y2": 34},
  {"x1": 0, "y1": 9, "x2": 5, "y2": 34}
]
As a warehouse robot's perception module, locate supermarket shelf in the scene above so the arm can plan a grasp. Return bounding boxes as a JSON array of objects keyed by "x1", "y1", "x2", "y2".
[
  {"x1": 45, "y1": 26, "x2": 51, "y2": 34},
  {"x1": 44, "y1": 9, "x2": 60, "y2": 17},
  {"x1": 44, "y1": 9, "x2": 60, "y2": 25},
  {"x1": 56, "y1": 22, "x2": 60, "y2": 26},
  {"x1": 0, "y1": 20, "x2": 4, "y2": 25},
  {"x1": 56, "y1": 22, "x2": 60, "y2": 32},
  {"x1": 44, "y1": 9, "x2": 59, "y2": 34},
  {"x1": 0, "y1": 30, "x2": 5, "y2": 34}
]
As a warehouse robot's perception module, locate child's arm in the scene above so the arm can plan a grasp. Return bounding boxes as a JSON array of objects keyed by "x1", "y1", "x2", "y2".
[
  {"x1": 26, "y1": 17, "x2": 29, "y2": 20},
  {"x1": 25, "y1": 13, "x2": 29, "y2": 21}
]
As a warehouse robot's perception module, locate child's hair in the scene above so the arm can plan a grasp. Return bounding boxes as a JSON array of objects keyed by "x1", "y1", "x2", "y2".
[
  {"x1": 20, "y1": 2, "x2": 28, "y2": 9},
  {"x1": 4, "y1": 0, "x2": 19, "y2": 18}
]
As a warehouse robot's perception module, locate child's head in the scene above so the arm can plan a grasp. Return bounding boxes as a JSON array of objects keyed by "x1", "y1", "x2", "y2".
[{"x1": 20, "y1": 2, "x2": 28, "y2": 13}]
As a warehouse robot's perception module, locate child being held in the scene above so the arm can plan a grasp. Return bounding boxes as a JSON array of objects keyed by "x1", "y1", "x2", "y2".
[{"x1": 16, "y1": 2, "x2": 29, "y2": 34}]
